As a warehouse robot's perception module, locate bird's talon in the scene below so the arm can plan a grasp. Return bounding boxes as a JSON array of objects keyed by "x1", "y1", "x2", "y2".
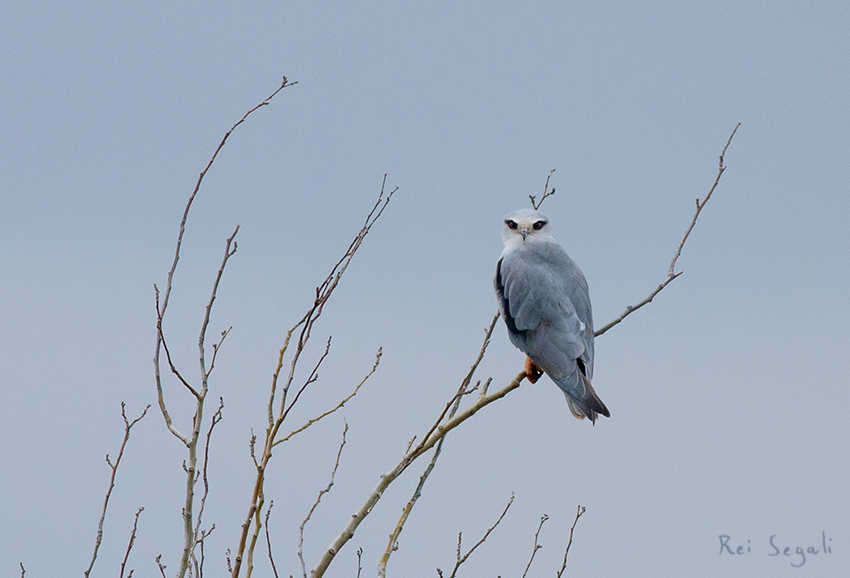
[{"x1": 524, "y1": 357, "x2": 543, "y2": 384}]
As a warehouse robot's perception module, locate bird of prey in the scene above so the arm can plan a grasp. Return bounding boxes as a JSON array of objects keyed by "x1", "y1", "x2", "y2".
[{"x1": 494, "y1": 209, "x2": 610, "y2": 423}]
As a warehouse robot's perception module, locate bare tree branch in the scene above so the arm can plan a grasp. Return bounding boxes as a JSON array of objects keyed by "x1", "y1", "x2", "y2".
[
  {"x1": 154, "y1": 76, "x2": 297, "y2": 439},
  {"x1": 199, "y1": 226, "x2": 239, "y2": 383},
  {"x1": 151, "y1": 77, "x2": 297, "y2": 578},
  {"x1": 208, "y1": 327, "x2": 232, "y2": 376},
  {"x1": 192, "y1": 524, "x2": 215, "y2": 578},
  {"x1": 178, "y1": 229, "x2": 240, "y2": 578},
  {"x1": 555, "y1": 505, "x2": 586, "y2": 578},
  {"x1": 84, "y1": 403, "x2": 150, "y2": 578},
  {"x1": 274, "y1": 348, "x2": 380, "y2": 446},
  {"x1": 272, "y1": 177, "x2": 396, "y2": 426},
  {"x1": 155, "y1": 76, "x2": 296, "y2": 338},
  {"x1": 281, "y1": 336, "x2": 333, "y2": 425},
  {"x1": 142, "y1": 84, "x2": 734, "y2": 578},
  {"x1": 232, "y1": 178, "x2": 396, "y2": 578},
  {"x1": 263, "y1": 502, "x2": 280, "y2": 578},
  {"x1": 119, "y1": 507, "x2": 144, "y2": 578},
  {"x1": 153, "y1": 286, "x2": 190, "y2": 444},
  {"x1": 377, "y1": 436, "x2": 442, "y2": 578},
  {"x1": 378, "y1": 441, "x2": 438, "y2": 575},
  {"x1": 355, "y1": 547, "x2": 363, "y2": 578},
  {"x1": 312, "y1": 366, "x2": 527, "y2": 578},
  {"x1": 521, "y1": 514, "x2": 549, "y2": 578},
  {"x1": 378, "y1": 315, "x2": 499, "y2": 577},
  {"x1": 190, "y1": 397, "x2": 224, "y2": 576},
  {"x1": 595, "y1": 123, "x2": 740, "y2": 336},
  {"x1": 529, "y1": 168, "x2": 556, "y2": 210},
  {"x1": 443, "y1": 493, "x2": 515, "y2": 578},
  {"x1": 155, "y1": 300, "x2": 200, "y2": 400},
  {"x1": 669, "y1": 124, "x2": 740, "y2": 276},
  {"x1": 298, "y1": 422, "x2": 349, "y2": 578},
  {"x1": 156, "y1": 555, "x2": 167, "y2": 578}
]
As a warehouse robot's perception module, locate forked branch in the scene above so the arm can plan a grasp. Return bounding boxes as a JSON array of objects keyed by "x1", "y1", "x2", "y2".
[
  {"x1": 440, "y1": 493, "x2": 515, "y2": 578},
  {"x1": 84, "y1": 403, "x2": 150, "y2": 578},
  {"x1": 555, "y1": 505, "x2": 586, "y2": 578},
  {"x1": 529, "y1": 168, "x2": 556, "y2": 210},
  {"x1": 521, "y1": 514, "x2": 549, "y2": 578}
]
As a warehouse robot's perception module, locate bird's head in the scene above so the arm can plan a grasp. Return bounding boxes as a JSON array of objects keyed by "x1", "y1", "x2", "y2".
[{"x1": 501, "y1": 209, "x2": 553, "y2": 245}]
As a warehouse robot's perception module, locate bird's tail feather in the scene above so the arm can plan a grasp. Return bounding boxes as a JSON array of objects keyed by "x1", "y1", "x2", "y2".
[{"x1": 564, "y1": 373, "x2": 610, "y2": 424}]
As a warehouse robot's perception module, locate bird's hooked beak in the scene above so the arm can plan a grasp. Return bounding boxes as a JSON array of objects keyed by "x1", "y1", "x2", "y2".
[{"x1": 519, "y1": 226, "x2": 530, "y2": 241}]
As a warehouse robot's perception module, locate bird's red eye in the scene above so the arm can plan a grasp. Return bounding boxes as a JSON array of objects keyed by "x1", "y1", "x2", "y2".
[
  {"x1": 505, "y1": 220, "x2": 518, "y2": 230},
  {"x1": 533, "y1": 220, "x2": 546, "y2": 230}
]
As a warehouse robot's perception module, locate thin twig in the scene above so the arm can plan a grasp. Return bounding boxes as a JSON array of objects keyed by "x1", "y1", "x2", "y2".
[
  {"x1": 200, "y1": 226, "x2": 239, "y2": 383},
  {"x1": 529, "y1": 168, "x2": 556, "y2": 210},
  {"x1": 195, "y1": 525, "x2": 215, "y2": 578},
  {"x1": 19, "y1": 563, "x2": 24, "y2": 578},
  {"x1": 156, "y1": 555, "x2": 167, "y2": 578},
  {"x1": 595, "y1": 123, "x2": 740, "y2": 336},
  {"x1": 83, "y1": 403, "x2": 150, "y2": 578},
  {"x1": 119, "y1": 507, "x2": 144, "y2": 578},
  {"x1": 521, "y1": 514, "x2": 549, "y2": 578},
  {"x1": 155, "y1": 306, "x2": 200, "y2": 399},
  {"x1": 669, "y1": 123, "x2": 740, "y2": 275},
  {"x1": 299, "y1": 423, "x2": 349, "y2": 578},
  {"x1": 275, "y1": 348, "x2": 380, "y2": 446},
  {"x1": 153, "y1": 285, "x2": 189, "y2": 444},
  {"x1": 198, "y1": 397, "x2": 224, "y2": 532},
  {"x1": 446, "y1": 493, "x2": 515, "y2": 578},
  {"x1": 356, "y1": 548, "x2": 363, "y2": 578},
  {"x1": 191, "y1": 397, "x2": 224, "y2": 572},
  {"x1": 268, "y1": 312, "x2": 310, "y2": 428},
  {"x1": 264, "y1": 502, "x2": 280, "y2": 578},
  {"x1": 280, "y1": 336, "x2": 333, "y2": 424},
  {"x1": 555, "y1": 505, "x2": 586, "y2": 578},
  {"x1": 208, "y1": 327, "x2": 232, "y2": 376}
]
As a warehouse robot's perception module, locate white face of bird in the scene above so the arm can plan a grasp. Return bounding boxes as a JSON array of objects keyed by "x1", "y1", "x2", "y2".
[{"x1": 501, "y1": 209, "x2": 553, "y2": 245}]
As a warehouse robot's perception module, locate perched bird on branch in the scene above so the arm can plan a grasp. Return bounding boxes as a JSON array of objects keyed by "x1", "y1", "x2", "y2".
[{"x1": 494, "y1": 209, "x2": 609, "y2": 423}]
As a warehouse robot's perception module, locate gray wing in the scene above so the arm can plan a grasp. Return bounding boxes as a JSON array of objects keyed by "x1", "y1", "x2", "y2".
[{"x1": 495, "y1": 241, "x2": 594, "y2": 378}]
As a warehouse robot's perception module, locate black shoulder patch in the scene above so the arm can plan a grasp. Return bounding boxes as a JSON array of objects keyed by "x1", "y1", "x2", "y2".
[{"x1": 495, "y1": 259, "x2": 521, "y2": 335}]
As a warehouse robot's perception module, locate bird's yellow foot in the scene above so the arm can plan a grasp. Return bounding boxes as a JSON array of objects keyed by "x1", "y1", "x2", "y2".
[{"x1": 524, "y1": 357, "x2": 543, "y2": 384}]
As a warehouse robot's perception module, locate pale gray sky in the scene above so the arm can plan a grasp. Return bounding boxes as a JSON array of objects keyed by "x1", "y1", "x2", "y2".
[{"x1": 2, "y1": 1, "x2": 849, "y2": 577}]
